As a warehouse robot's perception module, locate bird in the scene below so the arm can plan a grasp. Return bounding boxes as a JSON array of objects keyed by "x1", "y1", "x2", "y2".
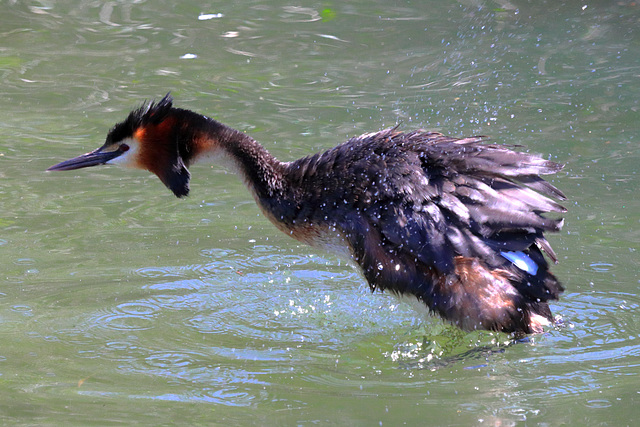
[{"x1": 48, "y1": 94, "x2": 566, "y2": 335}]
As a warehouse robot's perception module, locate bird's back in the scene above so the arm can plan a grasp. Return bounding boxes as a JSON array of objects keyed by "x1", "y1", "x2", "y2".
[{"x1": 278, "y1": 129, "x2": 565, "y2": 334}]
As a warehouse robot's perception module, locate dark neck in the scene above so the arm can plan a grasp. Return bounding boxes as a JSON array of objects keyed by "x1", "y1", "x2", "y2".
[
  {"x1": 179, "y1": 109, "x2": 287, "y2": 202},
  {"x1": 217, "y1": 125, "x2": 287, "y2": 200}
]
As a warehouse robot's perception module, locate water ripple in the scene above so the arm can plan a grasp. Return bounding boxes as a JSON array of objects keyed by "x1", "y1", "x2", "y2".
[{"x1": 89, "y1": 301, "x2": 160, "y2": 331}]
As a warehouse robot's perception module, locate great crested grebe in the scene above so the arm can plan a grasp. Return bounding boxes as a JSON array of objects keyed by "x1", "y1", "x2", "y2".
[{"x1": 48, "y1": 94, "x2": 566, "y2": 335}]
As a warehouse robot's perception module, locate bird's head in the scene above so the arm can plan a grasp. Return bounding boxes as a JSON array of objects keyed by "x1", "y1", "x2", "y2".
[{"x1": 48, "y1": 93, "x2": 193, "y2": 197}]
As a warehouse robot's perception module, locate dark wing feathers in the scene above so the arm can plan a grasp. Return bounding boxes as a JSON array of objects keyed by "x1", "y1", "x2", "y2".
[
  {"x1": 286, "y1": 129, "x2": 565, "y2": 333},
  {"x1": 517, "y1": 175, "x2": 567, "y2": 201},
  {"x1": 363, "y1": 132, "x2": 562, "y2": 263}
]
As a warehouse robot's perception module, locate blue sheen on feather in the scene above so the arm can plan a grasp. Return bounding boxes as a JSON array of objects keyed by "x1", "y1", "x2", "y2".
[{"x1": 500, "y1": 251, "x2": 539, "y2": 275}]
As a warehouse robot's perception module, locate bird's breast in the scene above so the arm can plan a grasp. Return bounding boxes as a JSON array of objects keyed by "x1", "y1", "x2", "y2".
[{"x1": 258, "y1": 202, "x2": 353, "y2": 259}]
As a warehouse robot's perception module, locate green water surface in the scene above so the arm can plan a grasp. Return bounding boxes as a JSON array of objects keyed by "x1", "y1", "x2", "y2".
[{"x1": 1, "y1": 1, "x2": 639, "y2": 425}]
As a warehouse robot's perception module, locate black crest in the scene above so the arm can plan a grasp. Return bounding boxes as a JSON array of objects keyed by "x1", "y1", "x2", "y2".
[{"x1": 105, "y1": 93, "x2": 174, "y2": 145}]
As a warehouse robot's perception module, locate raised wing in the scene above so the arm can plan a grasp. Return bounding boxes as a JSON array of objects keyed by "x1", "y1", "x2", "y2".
[{"x1": 285, "y1": 129, "x2": 566, "y2": 333}]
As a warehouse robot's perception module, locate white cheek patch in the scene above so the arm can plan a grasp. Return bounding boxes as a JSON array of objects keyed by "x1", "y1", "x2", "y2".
[{"x1": 106, "y1": 138, "x2": 139, "y2": 167}]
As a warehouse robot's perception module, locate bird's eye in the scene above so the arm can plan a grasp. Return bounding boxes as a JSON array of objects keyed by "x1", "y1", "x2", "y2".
[{"x1": 119, "y1": 144, "x2": 130, "y2": 152}]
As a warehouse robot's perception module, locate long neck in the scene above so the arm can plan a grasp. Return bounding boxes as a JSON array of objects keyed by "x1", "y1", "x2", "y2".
[
  {"x1": 217, "y1": 126, "x2": 287, "y2": 200},
  {"x1": 186, "y1": 112, "x2": 288, "y2": 202}
]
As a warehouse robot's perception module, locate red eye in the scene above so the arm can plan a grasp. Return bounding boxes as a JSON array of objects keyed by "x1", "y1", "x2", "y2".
[{"x1": 119, "y1": 144, "x2": 130, "y2": 152}]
